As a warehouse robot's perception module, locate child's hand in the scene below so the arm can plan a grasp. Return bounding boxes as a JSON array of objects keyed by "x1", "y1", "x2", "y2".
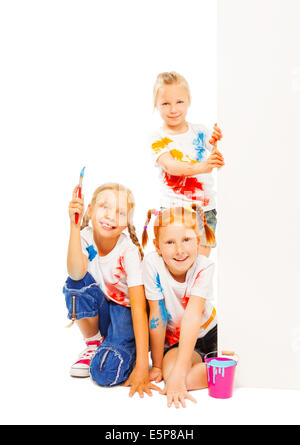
[
  {"x1": 209, "y1": 123, "x2": 223, "y2": 147},
  {"x1": 161, "y1": 370, "x2": 196, "y2": 408},
  {"x1": 69, "y1": 185, "x2": 84, "y2": 225},
  {"x1": 149, "y1": 366, "x2": 163, "y2": 383},
  {"x1": 123, "y1": 366, "x2": 162, "y2": 398},
  {"x1": 202, "y1": 150, "x2": 225, "y2": 173}
]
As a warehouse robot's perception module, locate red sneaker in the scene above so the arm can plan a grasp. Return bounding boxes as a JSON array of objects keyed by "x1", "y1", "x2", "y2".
[{"x1": 70, "y1": 338, "x2": 104, "y2": 377}]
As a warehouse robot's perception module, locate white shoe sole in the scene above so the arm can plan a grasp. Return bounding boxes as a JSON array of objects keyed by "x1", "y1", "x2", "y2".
[{"x1": 70, "y1": 367, "x2": 90, "y2": 378}]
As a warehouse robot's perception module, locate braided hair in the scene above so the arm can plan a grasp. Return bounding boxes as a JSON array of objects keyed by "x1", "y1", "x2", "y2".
[
  {"x1": 128, "y1": 223, "x2": 144, "y2": 260},
  {"x1": 191, "y1": 204, "x2": 215, "y2": 246},
  {"x1": 142, "y1": 209, "x2": 156, "y2": 248}
]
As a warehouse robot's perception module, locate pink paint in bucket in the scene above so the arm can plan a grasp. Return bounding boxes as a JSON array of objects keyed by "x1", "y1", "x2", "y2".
[{"x1": 204, "y1": 351, "x2": 238, "y2": 399}]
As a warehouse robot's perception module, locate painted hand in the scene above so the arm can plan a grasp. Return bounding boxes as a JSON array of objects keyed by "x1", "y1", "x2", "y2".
[
  {"x1": 161, "y1": 371, "x2": 196, "y2": 408},
  {"x1": 69, "y1": 185, "x2": 85, "y2": 224},
  {"x1": 209, "y1": 123, "x2": 223, "y2": 147},
  {"x1": 149, "y1": 366, "x2": 163, "y2": 383},
  {"x1": 123, "y1": 366, "x2": 162, "y2": 398},
  {"x1": 203, "y1": 150, "x2": 225, "y2": 172}
]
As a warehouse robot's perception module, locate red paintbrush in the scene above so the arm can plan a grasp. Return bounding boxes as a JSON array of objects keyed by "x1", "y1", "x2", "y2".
[{"x1": 75, "y1": 166, "x2": 85, "y2": 224}]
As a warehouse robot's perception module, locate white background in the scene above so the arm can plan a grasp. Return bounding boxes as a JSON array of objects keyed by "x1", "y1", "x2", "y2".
[{"x1": 0, "y1": 0, "x2": 299, "y2": 425}]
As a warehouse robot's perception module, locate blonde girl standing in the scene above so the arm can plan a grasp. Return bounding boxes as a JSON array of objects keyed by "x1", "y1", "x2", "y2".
[
  {"x1": 150, "y1": 71, "x2": 224, "y2": 257},
  {"x1": 142, "y1": 206, "x2": 217, "y2": 408},
  {"x1": 64, "y1": 182, "x2": 160, "y2": 397}
]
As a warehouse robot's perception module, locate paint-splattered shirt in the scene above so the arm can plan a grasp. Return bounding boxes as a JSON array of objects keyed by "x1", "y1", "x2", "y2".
[
  {"x1": 80, "y1": 226, "x2": 143, "y2": 307},
  {"x1": 150, "y1": 123, "x2": 216, "y2": 211},
  {"x1": 142, "y1": 251, "x2": 217, "y2": 347}
]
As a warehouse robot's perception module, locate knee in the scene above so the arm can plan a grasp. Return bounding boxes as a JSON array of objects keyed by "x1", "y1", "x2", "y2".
[
  {"x1": 162, "y1": 347, "x2": 178, "y2": 381},
  {"x1": 90, "y1": 344, "x2": 135, "y2": 387},
  {"x1": 64, "y1": 272, "x2": 96, "y2": 290},
  {"x1": 63, "y1": 272, "x2": 106, "y2": 321}
]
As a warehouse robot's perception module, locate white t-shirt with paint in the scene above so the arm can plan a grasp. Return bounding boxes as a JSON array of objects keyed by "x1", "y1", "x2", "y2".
[
  {"x1": 142, "y1": 251, "x2": 217, "y2": 347},
  {"x1": 80, "y1": 226, "x2": 143, "y2": 308},
  {"x1": 150, "y1": 123, "x2": 215, "y2": 211}
]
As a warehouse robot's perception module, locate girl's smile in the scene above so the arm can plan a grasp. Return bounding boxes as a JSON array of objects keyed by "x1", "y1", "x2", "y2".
[
  {"x1": 168, "y1": 114, "x2": 182, "y2": 121},
  {"x1": 98, "y1": 220, "x2": 117, "y2": 231},
  {"x1": 173, "y1": 255, "x2": 189, "y2": 262}
]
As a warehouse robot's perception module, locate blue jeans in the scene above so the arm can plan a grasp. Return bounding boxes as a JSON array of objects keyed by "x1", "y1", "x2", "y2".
[{"x1": 63, "y1": 272, "x2": 136, "y2": 387}]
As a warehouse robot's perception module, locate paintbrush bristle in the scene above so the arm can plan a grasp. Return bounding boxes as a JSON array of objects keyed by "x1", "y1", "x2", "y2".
[{"x1": 80, "y1": 166, "x2": 86, "y2": 177}]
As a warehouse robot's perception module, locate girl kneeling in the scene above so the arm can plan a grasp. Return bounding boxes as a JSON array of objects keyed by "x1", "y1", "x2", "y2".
[
  {"x1": 64, "y1": 182, "x2": 159, "y2": 397},
  {"x1": 142, "y1": 206, "x2": 217, "y2": 407}
]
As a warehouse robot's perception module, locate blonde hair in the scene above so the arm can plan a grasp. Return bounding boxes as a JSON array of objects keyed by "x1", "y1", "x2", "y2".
[
  {"x1": 153, "y1": 71, "x2": 191, "y2": 107},
  {"x1": 81, "y1": 182, "x2": 144, "y2": 259},
  {"x1": 142, "y1": 205, "x2": 215, "y2": 249}
]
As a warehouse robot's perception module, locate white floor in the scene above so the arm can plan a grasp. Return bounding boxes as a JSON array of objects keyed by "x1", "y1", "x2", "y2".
[
  {"x1": 1, "y1": 325, "x2": 299, "y2": 426},
  {"x1": 1, "y1": 250, "x2": 299, "y2": 426}
]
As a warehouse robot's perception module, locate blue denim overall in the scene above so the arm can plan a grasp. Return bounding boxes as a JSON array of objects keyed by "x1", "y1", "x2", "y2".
[{"x1": 63, "y1": 272, "x2": 136, "y2": 386}]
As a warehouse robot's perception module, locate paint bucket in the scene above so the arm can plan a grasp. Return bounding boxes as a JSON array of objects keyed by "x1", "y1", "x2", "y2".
[{"x1": 204, "y1": 350, "x2": 238, "y2": 399}]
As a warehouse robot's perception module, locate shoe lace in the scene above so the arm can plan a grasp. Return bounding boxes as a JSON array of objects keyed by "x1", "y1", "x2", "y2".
[{"x1": 78, "y1": 344, "x2": 99, "y2": 360}]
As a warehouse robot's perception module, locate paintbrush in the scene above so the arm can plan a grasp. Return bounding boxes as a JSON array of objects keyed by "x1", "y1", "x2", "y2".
[{"x1": 75, "y1": 166, "x2": 85, "y2": 225}]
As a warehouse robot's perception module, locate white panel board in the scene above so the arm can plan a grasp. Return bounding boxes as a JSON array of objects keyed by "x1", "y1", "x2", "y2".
[{"x1": 218, "y1": 0, "x2": 300, "y2": 389}]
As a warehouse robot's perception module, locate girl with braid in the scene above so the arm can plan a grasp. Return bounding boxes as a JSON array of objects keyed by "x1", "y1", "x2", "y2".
[
  {"x1": 64, "y1": 182, "x2": 160, "y2": 397},
  {"x1": 142, "y1": 206, "x2": 217, "y2": 408},
  {"x1": 151, "y1": 71, "x2": 224, "y2": 256}
]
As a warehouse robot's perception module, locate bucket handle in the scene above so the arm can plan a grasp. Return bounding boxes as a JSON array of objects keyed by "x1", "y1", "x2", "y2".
[
  {"x1": 204, "y1": 350, "x2": 239, "y2": 363},
  {"x1": 221, "y1": 350, "x2": 235, "y2": 356},
  {"x1": 221, "y1": 350, "x2": 239, "y2": 363}
]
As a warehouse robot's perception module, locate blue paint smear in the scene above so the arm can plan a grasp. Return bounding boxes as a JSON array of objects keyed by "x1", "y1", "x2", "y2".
[
  {"x1": 158, "y1": 300, "x2": 173, "y2": 327},
  {"x1": 86, "y1": 245, "x2": 97, "y2": 261},
  {"x1": 158, "y1": 300, "x2": 168, "y2": 327},
  {"x1": 155, "y1": 274, "x2": 173, "y2": 327},
  {"x1": 193, "y1": 131, "x2": 206, "y2": 161},
  {"x1": 150, "y1": 317, "x2": 159, "y2": 330},
  {"x1": 155, "y1": 273, "x2": 164, "y2": 294}
]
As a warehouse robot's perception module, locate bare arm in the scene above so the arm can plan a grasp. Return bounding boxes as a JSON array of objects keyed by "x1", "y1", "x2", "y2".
[
  {"x1": 161, "y1": 295, "x2": 205, "y2": 407},
  {"x1": 67, "y1": 185, "x2": 88, "y2": 280},
  {"x1": 123, "y1": 286, "x2": 161, "y2": 397},
  {"x1": 148, "y1": 300, "x2": 167, "y2": 373},
  {"x1": 157, "y1": 151, "x2": 224, "y2": 176},
  {"x1": 172, "y1": 296, "x2": 205, "y2": 375},
  {"x1": 129, "y1": 285, "x2": 149, "y2": 371}
]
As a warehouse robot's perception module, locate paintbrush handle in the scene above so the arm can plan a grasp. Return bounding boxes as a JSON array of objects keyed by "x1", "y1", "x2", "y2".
[
  {"x1": 75, "y1": 186, "x2": 82, "y2": 224},
  {"x1": 74, "y1": 168, "x2": 85, "y2": 224}
]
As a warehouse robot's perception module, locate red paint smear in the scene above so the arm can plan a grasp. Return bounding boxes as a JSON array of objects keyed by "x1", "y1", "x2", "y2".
[
  {"x1": 105, "y1": 281, "x2": 127, "y2": 306},
  {"x1": 162, "y1": 172, "x2": 209, "y2": 205},
  {"x1": 165, "y1": 286, "x2": 207, "y2": 346},
  {"x1": 181, "y1": 291, "x2": 190, "y2": 310},
  {"x1": 193, "y1": 269, "x2": 205, "y2": 287},
  {"x1": 112, "y1": 255, "x2": 126, "y2": 285},
  {"x1": 165, "y1": 325, "x2": 181, "y2": 346}
]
